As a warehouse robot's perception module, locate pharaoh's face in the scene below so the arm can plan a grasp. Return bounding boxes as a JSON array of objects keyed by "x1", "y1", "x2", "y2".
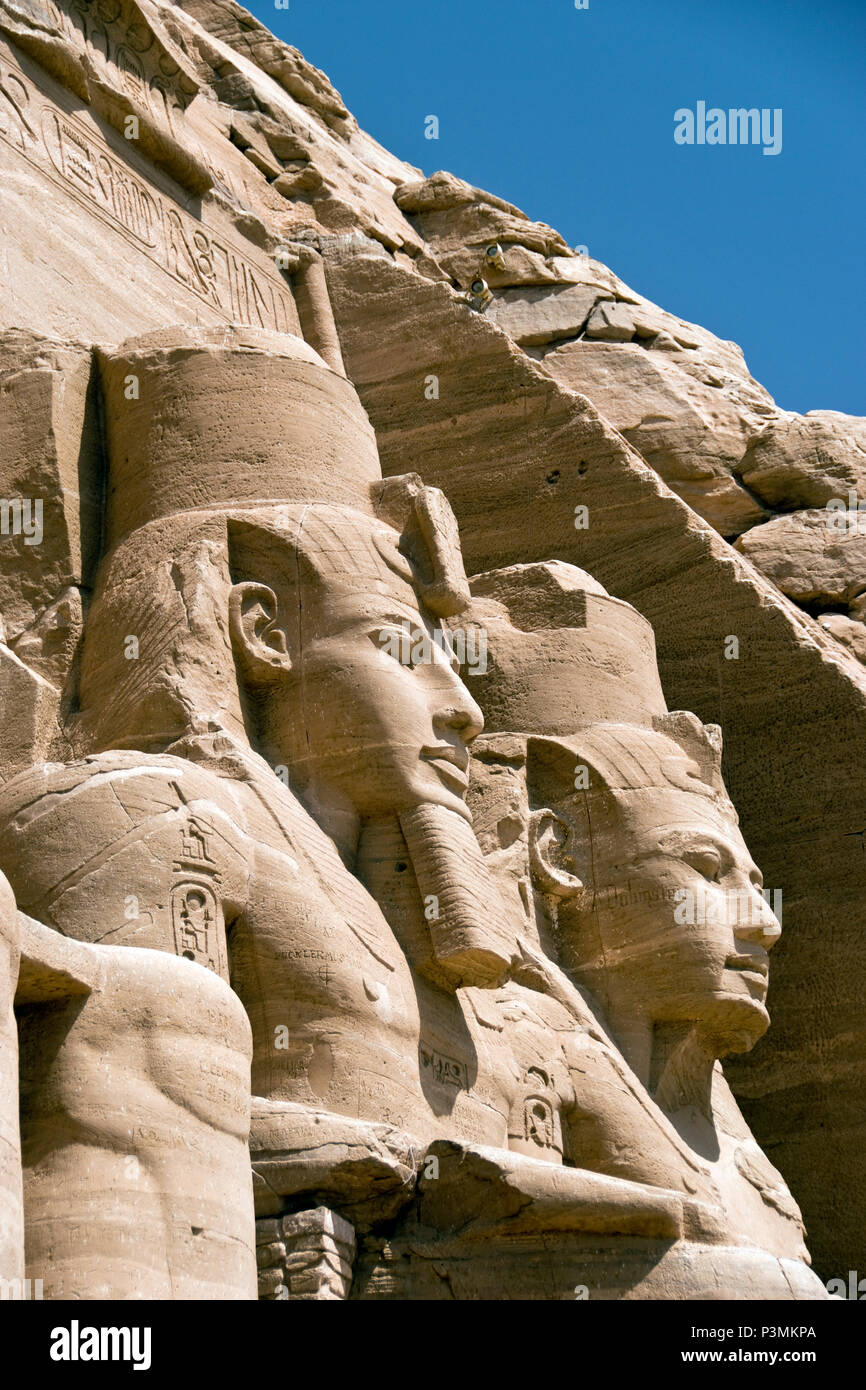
[
  {"x1": 563, "y1": 788, "x2": 780, "y2": 1054},
  {"x1": 275, "y1": 579, "x2": 484, "y2": 821}
]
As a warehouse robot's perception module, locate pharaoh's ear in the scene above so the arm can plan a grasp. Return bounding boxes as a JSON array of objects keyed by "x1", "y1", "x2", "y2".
[
  {"x1": 528, "y1": 810, "x2": 585, "y2": 898},
  {"x1": 229, "y1": 583, "x2": 292, "y2": 682}
]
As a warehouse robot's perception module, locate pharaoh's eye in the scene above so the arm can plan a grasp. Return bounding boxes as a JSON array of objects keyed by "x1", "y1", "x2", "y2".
[
  {"x1": 371, "y1": 626, "x2": 428, "y2": 668},
  {"x1": 684, "y1": 847, "x2": 723, "y2": 883}
]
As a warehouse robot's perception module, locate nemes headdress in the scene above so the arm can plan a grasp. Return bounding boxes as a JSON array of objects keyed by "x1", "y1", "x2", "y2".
[{"x1": 526, "y1": 714, "x2": 737, "y2": 834}]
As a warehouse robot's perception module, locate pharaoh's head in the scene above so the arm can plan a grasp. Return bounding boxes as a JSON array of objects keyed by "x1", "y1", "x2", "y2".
[
  {"x1": 526, "y1": 717, "x2": 780, "y2": 1058},
  {"x1": 76, "y1": 329, "x2": 481, "y2": 821},
  {"x1": 77, "y1": 497, "x2": 484, "y2": 836},
  {"x1": 460, "y1": 561, "x2": 779, "y2": 1058},
  {"x1": 225, "y1": 500, "x2": 484, "y2": 824}
]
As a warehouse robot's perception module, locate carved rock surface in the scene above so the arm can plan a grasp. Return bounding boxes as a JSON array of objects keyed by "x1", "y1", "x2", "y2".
[
  {"x1": 736, "y1": 411, "x2": 866, "y2": 511},
  {"x1": 539, "y1": 340, "x2": 769, "y2": 536},
  {"x1": 735, "y1": 508, "x2": 866, "y2": 612},
  {"x1": 15, "y1": 917, "x2": 257, "y2": 1300},
  {"x1": 0, "y1": 876, "x2": 22, "y2": 1288},
  {"x1": 0, "y1": 0, "x2": 862, "y2": 1300},
  {"x1": 817, "y1": 613, "x2": 866, "y2": 666},
  {"x1": 0, "y1": 331, "x2": 98, "y2": 776},
  {"x1": 486, "y1": 283, "x2": 609, "y2": 348},
  {"x1": 324, "y1": 244, "x2": 866, "y2": 1280}
]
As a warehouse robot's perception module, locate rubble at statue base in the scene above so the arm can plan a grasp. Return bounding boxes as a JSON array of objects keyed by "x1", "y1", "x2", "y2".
[{"x1": 1, "y1": 0, "x2": 863, "y2": 1302}]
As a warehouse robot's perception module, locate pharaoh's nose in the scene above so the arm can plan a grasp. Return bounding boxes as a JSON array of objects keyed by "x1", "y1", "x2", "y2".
[
  {"x1": 733, "y1": 888, "x2": 782, "y2": 952},
  {"x1": 433, "y1": 657, "x2": 484, "y2": 743}
]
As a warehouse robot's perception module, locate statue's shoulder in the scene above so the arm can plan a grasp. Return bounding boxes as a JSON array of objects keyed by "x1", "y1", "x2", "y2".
[
  {"x1": 0, "y1": 750, "x2": 235, "y2": 828},
  {"x1": 0, "y1": 751, "x2": 248, "y2": 921}
]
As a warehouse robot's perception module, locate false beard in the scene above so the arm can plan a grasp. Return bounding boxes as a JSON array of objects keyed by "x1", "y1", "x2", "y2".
[{"x1": 356, "y1": 805, "x2": 515, "y2": 989}]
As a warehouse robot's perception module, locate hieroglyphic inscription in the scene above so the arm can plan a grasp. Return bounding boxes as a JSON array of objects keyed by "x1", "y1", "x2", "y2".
[
  {"x1": 4, "y1": 0, "x2": 197, "y2": 131},
  {"x1": 419, "y1": 1045, "x2": 468, "y2": 1090},
  {"x1": 0, "y1": 44, "x2": 299, "y2": 333},
  {"x1": 170, "y1": 812, "x2": 229, "y2": 977}
]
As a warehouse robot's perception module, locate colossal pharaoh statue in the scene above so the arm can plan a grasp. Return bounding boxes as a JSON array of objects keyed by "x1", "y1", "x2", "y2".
[
  {"x1": 378, "y1": 562, "x2": 826, "y2": 1299},
  {"x1": 0, "y1": 328, "x2": 828, "y2": 1300}
]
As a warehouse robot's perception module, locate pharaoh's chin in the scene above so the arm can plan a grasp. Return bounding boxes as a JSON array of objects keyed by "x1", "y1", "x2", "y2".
[{"x1": 704, "y1": 953, "x2": 772, "y2": 1054}]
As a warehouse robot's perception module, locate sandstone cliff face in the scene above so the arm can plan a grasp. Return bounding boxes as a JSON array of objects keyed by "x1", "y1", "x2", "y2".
[{"x1": 0, "y1": 0, "x2": 863, "y2": 1283}]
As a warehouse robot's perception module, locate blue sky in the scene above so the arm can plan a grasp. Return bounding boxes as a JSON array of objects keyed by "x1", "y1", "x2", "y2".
[{"x1": 246, "y1": 0, "x2": 864, "y2": 416}]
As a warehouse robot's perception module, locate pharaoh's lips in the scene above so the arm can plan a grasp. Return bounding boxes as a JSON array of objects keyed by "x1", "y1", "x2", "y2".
[
  {"x1": 725, "y1": 953, "x2": 769, "y2": 987},
  {"x1": 421, "y1": 744, "x2": 470, "y2": 792}
]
